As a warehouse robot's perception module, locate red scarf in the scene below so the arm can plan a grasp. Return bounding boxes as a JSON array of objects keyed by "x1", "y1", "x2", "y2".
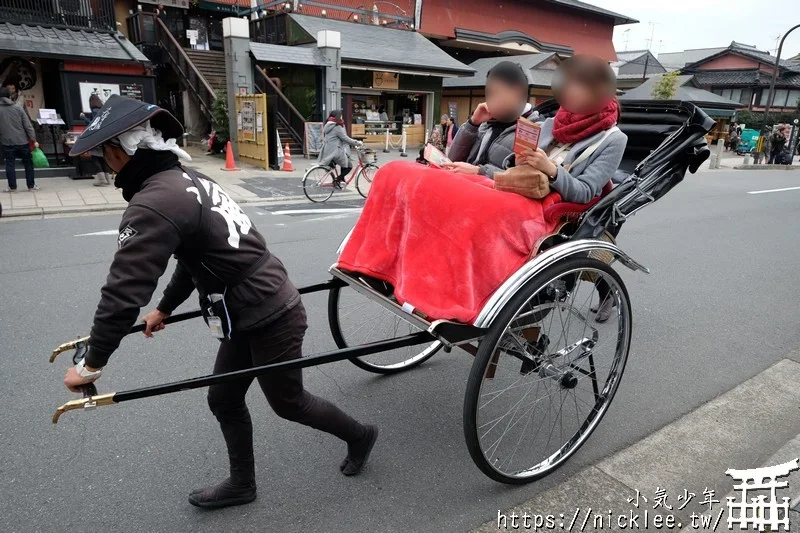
[
  {"x1": 552, "y1": 99, "x2": 619, "y2": 145},
  {"x1": 327, "y1": 116, "x2": 345, "y2": 127}
]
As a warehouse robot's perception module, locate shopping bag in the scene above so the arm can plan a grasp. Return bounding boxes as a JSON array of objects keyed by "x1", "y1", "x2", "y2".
[{"x1": 31, "y1": 147, "x2": 49, "y2": 168}]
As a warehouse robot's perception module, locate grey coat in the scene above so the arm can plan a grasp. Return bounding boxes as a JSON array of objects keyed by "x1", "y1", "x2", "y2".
[
  {"x1": 317, "y1": 121, "x2": 359, "y2": 168},
  {"x1": 0, "y1": 96, "x2": 35, "y2": 146},
  {"x1": 448, "y1": 117, "x2": 526, "y2": 179},
  {"x1": 519, "y1": 118, "x2": 628, "y2": 204}
]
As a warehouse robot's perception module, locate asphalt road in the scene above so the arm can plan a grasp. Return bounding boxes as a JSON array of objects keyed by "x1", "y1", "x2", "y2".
[{"x1": 1, "y1": 169, "x2": 800, "y2": 533}]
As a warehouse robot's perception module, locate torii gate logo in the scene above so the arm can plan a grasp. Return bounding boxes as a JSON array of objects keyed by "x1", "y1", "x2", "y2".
[{"x1": 726, "y1": 458, "x2": 799, "y2": 531}]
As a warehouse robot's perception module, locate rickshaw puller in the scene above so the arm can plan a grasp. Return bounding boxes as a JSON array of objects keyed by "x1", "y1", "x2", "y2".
[{"x1": 63, "y1": 95, "x2": 378, "y2": 510}]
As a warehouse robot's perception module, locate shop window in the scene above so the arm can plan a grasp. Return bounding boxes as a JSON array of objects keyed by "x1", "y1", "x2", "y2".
[
  {"x1": 739, "y1": 88, "x2": 752, "y2": 105},
  {"x1": 787, "y1": 90, "x2": 800, "y2": 109},
  {"x1": 773, "y1": 89, "x2": 789, "y2": 107}
]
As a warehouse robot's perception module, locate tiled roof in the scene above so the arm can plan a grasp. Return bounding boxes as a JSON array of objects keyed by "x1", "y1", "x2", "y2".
[
  {"x1": 249, "y1": 42, "x2": 330, "y2": 66},
  {"x1": 541, "y1": 0, "x2": 637, "y2": 25},
  {"x1": 443, "y1": 53, "x2": 560, "y2": 88},
  {"x1": 620, "y1": 74, "x2": 740, "y2": 107},
  {"x1": 0, "y1": 23, "x2": 149, "y2": 63},
  {"x1": 287, "y1": 14, "x2": 473, "y2": 75},
  {"x1": 692, "y1": 70, "x2": 800, "y2": 88}
]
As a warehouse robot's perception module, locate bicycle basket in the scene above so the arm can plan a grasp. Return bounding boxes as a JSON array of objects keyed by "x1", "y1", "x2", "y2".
[{"x1": 359, "y1": 149, "x2": 377, "y2": 164}]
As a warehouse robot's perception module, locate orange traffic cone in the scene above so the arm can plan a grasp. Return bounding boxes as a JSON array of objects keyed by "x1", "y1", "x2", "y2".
[
  {"x1": 221, "y1": 141, "x2": 240, "y2": 171},
  {"x1": 282, "y1": 143, "x2": 294, "y2": 172}
]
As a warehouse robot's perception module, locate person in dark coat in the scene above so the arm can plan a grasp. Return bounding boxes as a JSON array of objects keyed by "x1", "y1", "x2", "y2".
[
  {"x1": 769, "y1": 126, "x2": 787, "y2": 164},
  {"x1": 447, "y1": 61, "x2": 536, "y2": 178},
  {"x1": 0, "y1": 86, "x2": 38, "y2": 192},
  {"x1": 63, "y1": 96, "x2": 378, "y2": 510},
  {"x1": 317, "y1": 110, "x2": 361, "y2": 188}
]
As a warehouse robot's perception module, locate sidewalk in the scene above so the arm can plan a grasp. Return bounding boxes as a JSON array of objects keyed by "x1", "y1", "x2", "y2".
[
  {"x1": 0, "y1": 147, "x2": 412, "y2": 218},
  {"x1": 697, "y1": 150, "x2": 799, "y2": 172},
  {"x1": 471, "y1": 357, "x2": 800, "y2": 532}
]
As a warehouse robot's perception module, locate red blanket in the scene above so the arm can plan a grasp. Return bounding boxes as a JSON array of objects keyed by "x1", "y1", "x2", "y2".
[{"x1": 337, "y1": 161, "x2": 561, "y2": 324}]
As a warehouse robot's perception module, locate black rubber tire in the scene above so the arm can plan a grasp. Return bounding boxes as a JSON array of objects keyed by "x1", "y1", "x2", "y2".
[
  {"x1": 303, "y1": 166, "x2": 335, "y2": 203},
  {"x1": 327, "y1": 284, "x2": 441, "y2": 374},
  {"x1": 463, "y1": 256, "x2": 631, "y2": 484},
  {"x1": 355, "y1": 164, "x2": 379, "y2": 199}
]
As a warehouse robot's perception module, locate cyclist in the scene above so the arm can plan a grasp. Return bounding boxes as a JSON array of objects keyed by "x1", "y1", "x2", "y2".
[{"x1": 318, "y1": 110, "x2": 362, "y2": 188}]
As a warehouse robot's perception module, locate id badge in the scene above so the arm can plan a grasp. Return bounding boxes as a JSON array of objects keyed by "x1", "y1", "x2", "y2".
[{"x1": 207, "y1": 316, "x2": 226, "y2": 339}]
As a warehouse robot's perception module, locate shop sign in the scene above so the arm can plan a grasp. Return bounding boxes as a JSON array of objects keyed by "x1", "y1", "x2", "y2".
[
  {"x1": 120, "y1": 83, "x2": 144, "y2": 101},
  {"x1": 241, "y1": 100, "x2": 256, "y2": 142},
  {"x1": 138, "y1": 0, "x2": 190, "y2": 8},
  {"x1": 373, "y1": 71, "x2": 399, "y2": 90}
]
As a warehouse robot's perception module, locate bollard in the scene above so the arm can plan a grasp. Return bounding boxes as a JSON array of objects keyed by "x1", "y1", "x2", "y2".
[
  {"x1": 743, "y1": 154, "x2": 752, "y2": 165},
  {"x1": 715, "y1": 139, "x2": 724, "y2": 169},
  {"x1": 709, "y1": 154, "x2": 718, "y2": 169},
  {"x1": 400, "y1": 130, "x2": 408, "y2": 157},
  {"x1": 383, "y1": 129, "x2": 390, "y2": 153}
]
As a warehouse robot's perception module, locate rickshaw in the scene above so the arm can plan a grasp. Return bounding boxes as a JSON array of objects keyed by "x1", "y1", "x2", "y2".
[{"x1": 50, "y1": 99, "x2": 714, "y2": 485}]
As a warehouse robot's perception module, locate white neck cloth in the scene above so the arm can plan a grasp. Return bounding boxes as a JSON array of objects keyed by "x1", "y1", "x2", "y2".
[{"x1": 115, "y1": 121, "x2": 192, "y2": 161}]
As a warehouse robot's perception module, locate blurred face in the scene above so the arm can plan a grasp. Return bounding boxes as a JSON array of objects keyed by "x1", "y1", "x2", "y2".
[
  {"x1": 486, "y1": 79, "x2": 526, "y2": 123},
  {"x1": 552, "y1": 55, "x2": 616, "y2": 114}
]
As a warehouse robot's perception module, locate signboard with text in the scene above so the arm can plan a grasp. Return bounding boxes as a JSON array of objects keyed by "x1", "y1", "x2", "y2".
[{"x1": 373, "y1": 71, "x2": 399, "y2": 90}]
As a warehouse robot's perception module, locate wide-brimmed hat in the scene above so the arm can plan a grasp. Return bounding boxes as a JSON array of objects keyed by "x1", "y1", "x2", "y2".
[{"x1": 69, "y1": 95, "x2": 183, "y2": 157}]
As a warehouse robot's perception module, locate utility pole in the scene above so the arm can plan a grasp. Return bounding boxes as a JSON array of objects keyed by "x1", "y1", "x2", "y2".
[{"x1": 764, "y1": 24, "x2": 800, "y2": 119}]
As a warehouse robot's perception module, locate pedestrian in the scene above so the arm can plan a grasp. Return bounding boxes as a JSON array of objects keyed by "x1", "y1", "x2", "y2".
[
  {"x1": 758, "y1": 125, "x2": 771, "y2": 164},
  {"x1": 0, "y1": 86, "x2": 39, "y2": 192},
  {"x1": 79, "y1": 93, "x2": 113, "y2": 186},
  {"x1": 769, "y1": 126, "x2": 787, "y2": 164},
  {"x1": 728, "y1": 129, "x2": 740, "y2": 154},
  {"x1": 63, "y1": 96, "x2": 378, "y2": 510},
  {"x1": 440, "y1": 114, "x2": 459, "y2": 156}
]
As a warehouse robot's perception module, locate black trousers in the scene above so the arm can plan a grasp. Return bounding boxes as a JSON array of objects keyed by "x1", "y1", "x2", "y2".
[{"x1": 207, "y1": 302, "x2": 366, "y2": 483}]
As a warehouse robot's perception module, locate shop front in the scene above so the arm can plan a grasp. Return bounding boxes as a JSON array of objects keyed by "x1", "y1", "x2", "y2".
[
  {"x1": 0, "y1": 23, "x2": 153, "y2": 176},
  {"x1": 343, "y1": 70, "x2": 440, "y2": 148}
]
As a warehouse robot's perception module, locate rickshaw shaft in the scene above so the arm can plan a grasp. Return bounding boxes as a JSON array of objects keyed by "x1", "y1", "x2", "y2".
[{"x1": 113, "y1": 330, "x2": 435, "y2": 403}]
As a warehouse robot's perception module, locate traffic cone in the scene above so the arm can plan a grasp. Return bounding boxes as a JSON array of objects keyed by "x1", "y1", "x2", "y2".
[
  {"x1": 282, "y1": 143, "x2": 294, "y2": 171},
  {"x1": 221, "y1": 141, "x2": 240, "y2": 171}
]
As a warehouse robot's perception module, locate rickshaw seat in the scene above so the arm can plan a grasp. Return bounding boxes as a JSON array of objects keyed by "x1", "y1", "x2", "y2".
[{"x1": 543, "y1": 181, "x2": 613, "y2": 224}]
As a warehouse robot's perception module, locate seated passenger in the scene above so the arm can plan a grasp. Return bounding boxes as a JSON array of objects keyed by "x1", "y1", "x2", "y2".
[
  {"x1": 337, "y1": 56, "x2": 626, "y2": 324},
  {"x1": 446, "y1": 61, "x2": 536, "y2": 179},
  {"x1": 511, "y1": 55, "x2": 627, "y2": 203}
]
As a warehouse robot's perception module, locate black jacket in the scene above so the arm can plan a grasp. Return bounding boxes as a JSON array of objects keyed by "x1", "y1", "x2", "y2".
[{"x1": 85, "y1": 150, "x2": 299, "y2": 368}]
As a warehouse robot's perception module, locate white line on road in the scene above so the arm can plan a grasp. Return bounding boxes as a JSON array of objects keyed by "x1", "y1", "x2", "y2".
[
  {"x1": 74, "y1": 230, "x2": 118, "y2": 236},
  {"x1": 267, "y1": 208, "x2": 362, "y2": 216},
  {"x1": 747, "y1": 186, "x2": 800, "y2": 195}
]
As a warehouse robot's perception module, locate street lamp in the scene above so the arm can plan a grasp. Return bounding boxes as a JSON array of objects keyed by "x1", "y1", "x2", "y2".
[{"x1": 763, "y1": 23, "x2": 800, "y2": 119}]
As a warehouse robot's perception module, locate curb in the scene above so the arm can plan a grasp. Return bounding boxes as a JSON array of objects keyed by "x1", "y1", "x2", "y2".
[
  {"x1": 733, "y1": 164, "x2": 797, "y2": 170},
  {"x1": 0, "y1": 192, "x2": 363, "y2": 219},
  {"x1": 471, "y1": 358, "x2": 800, "y2": 532}
]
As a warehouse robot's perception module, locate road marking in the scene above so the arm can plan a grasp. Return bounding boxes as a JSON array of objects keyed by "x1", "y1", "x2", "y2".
[
  {"x1": 75, "y1": 230, "x2": 118, "y2": 236},
  {"x1": 747, "y1": 186, "x2": 800, "y2": 195},
  {"x1": 269, "y1": 208, "x2": 362, "y2": 216}
]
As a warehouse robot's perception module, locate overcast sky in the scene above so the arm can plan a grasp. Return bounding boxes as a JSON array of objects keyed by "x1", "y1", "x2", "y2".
[{"x1": 590, "y1": 0, "x2": 800, "y2": 59}]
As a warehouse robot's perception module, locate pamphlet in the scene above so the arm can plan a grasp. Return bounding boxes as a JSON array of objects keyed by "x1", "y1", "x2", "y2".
[
  {"x1": 423, "y1": 143, "x2": 451, "y2": 168},
  {"x1": 513, "y1": 117, "x2": 542, "y2": 155}
]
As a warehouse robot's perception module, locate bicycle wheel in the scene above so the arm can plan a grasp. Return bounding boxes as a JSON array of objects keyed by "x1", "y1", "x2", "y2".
[
  {"x1": 463, "y1": 256, "x2": 631, "y2": 484},
  {"x1": 303, "y1": 166, "x2": 335, "y2": 203},
  {"x1": 328, "y1": 284, "x2": 442, "y2": 374},
  {"x1": 355, "y1": 164, "x2": 379, "y2": 199}
]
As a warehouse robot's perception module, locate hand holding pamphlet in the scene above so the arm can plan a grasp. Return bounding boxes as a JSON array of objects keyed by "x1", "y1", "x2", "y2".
[
  {"x1": 513, "y1": 118, "x2": 541, "y2": 155},
  {"x1": 423, "y1": 144, "x2": 452, "y2": 169}
]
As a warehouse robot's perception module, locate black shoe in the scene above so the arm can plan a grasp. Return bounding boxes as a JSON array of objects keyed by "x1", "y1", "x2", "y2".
[
  {"x1": 340, "y1": 425, "x2": 379, "y2": 476},
  {"x1": 188, "y1": 477, "x2": 257, "y2": 509},
  {"x1": 333, "y1": 178, "x2": 345, "y2": 190}
]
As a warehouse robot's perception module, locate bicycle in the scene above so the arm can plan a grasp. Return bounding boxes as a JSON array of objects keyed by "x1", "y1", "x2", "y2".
[{"x1": 302, "y1": 145, "x2": 379, "y2": 203}]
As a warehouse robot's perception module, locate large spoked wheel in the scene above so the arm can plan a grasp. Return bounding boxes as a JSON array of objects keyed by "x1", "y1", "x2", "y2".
[
  {"x1": 463, "y1": 256, "x2": 631, "y2": 484},
  {"x1": 303, "y1": 166, "x2": 336, "y2": 203},
  {"x1": 328, "y1": 284, "x2": 442, "y2": 374},
  {"x1": 355, "y1": 164, "x2": 379, "y2": 199}
]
